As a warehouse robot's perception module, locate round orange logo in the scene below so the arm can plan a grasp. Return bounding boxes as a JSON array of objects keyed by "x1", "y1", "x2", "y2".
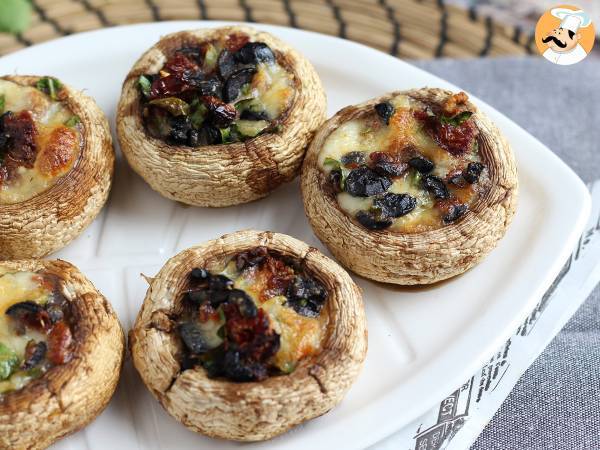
[{"x1": 535, "y1": 5, "x2": 595, "y2": 65}]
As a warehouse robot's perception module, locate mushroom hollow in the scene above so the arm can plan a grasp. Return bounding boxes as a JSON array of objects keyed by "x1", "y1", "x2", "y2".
[
  {"x1": 129, "y1": 230, "x2": 367, "y2": 441},
  {"x1": 117, "y1": 26, "x2": 327, "y2": 207},
  {"x1": 0, "y1": 75, "x2": 114, "y2": 260},
  {"x1": 0, "y1": 259, "x2": 125, "y2": 450},
  {"x1": 301, "y1": 88, "x2": 518, "y2": 285}
]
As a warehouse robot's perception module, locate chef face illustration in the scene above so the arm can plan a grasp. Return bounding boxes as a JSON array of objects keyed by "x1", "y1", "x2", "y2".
[
  {"x1": 542, "y1": 26, "x2": 580, "y2": 53},
  {"x1": 536, "y1": 6, "x2": 595, "y2": 66}
]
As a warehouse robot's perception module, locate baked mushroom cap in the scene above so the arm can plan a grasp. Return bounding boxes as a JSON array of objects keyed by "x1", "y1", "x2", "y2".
[
  {"x1": 117, "y1": 26, "x2": 327, "y2": 207},
  {"x1": 301, "y1": 88, "x2": 518, "y2": 285},
  {"x1": 129, "y1": 230, "x2": 367, "y2": 441},
  {"x1": 0, "y1": 75, "x2": 114, "y2": 260},
  {"x1": 0, "y1": 259, "x2": 125, "y2": 450}
]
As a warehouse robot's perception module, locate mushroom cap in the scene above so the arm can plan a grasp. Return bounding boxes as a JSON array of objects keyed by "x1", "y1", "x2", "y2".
[
  {"x1": 301, "y1": 88, "x2": 519, "y2": 285},
  {"x1": 117, "y1": 26, "x2": 327, "y2": 207},
  {"x1": 129, "y1": 230, "x2": 367, "y2": 441},
  {"x1": 0, "y1": 75, "x2": 114, "y2": 260},
  {"x1": 0, "y1": 259, "x2": 125, "y2": 450}
]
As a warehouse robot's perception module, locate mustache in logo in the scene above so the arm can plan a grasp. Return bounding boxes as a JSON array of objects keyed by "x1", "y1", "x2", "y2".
[{"x1": 542, "y1": 35, "x2": 567, "y2": 48}]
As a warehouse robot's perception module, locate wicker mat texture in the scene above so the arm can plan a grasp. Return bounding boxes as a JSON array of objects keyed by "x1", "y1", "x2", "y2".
[{"x1": 0, "y1": 0, "x2": 535, "y2": 58}]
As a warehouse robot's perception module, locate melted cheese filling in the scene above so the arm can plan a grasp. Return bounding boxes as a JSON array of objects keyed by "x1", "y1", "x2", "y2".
[
  {"x1": 0, "y1": 79, "x2": 82, "y2": 204},
  {"x1": 249, "y1": 62, "x2": 294, "y2": 120},
  {"x1": 0, "y1": 270, "x2": 51, "y2": 394},
  {"x1": 221, "y1": 261, "x2": 328, "y2": 373},
  {"x1": 318, "y1": 94, "x2": 483, "y2": 233}
]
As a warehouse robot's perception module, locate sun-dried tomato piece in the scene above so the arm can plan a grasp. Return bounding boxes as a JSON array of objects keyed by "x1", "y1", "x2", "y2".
[
  {"x1": 0, "y1": 111, "x2": 38, "y2": 183},
  {"x1": 149, "y1": 75, "x2": 192, "y2": 99},
  {"x1": 412, "y1": 109, "x2": 430, "y2": 122},
  {"x1": 432, "y1": 119, "x2": 478, "y2": 156},
  {"x1": 47, "y1": 321, "x2": 73, "y2": 365},
  {"x1": 164, "y1": 53, "x2": 200, "y2": 76},
  {"x1": 224, "y1": 305, "x2": 279, "y2": 362},
  {"x1": 225, "y1": 32, "x2": 250, "y2": 52},
  {"x1": 201, "y1": 96, "x2": 236, "y2": 127}
]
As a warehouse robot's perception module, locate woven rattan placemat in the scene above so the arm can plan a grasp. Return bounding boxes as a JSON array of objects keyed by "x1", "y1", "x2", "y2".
[{"x1": 0, "y1": 0, "x2": 534, "y2": 58}]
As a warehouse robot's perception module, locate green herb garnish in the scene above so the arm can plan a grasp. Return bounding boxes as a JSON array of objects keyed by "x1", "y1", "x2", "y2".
[
  {"x1": 64, "y1": 115, "x2": 80, "y2": 127},
  {"x1": 202, "y1": 44, "x2": 219, "y2": 73},
  {"x1": 0, "y1": 343, "x2": 19, "y2": 381},
  {"x1": 323, "y1": 157, "x2": 341, "y2": 169},
  {"x1": 35, "y1": 77, "x2": 62, "y2": 100},
  {"x1": 440, "y1": 111, "x2": 473, "y2": 126},
  {"x1": 0, "y1": 95, "x2": 5, "y2": 114},
  {"x1": 138, "y1": 75, "x2": 152, "y2": 98},
  {"x1": 219, "y1": 127, "x2": 231, "y2": 143},
  {"x1": 189, "y1": 102, "x2": 208, "y2": 128},
  {"x1": 409, "y1": 170, "x2": 422, "y2": 187}
]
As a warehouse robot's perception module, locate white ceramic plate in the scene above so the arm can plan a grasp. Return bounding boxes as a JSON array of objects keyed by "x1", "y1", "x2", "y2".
[{"x1": 0, "y1": 21, "x2": 591, "y2": 450}]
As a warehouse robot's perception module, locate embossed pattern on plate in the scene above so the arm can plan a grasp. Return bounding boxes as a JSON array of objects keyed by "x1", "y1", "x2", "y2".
[{"x1": 0, "y1": 21, "x2": 590, "y2": 450}]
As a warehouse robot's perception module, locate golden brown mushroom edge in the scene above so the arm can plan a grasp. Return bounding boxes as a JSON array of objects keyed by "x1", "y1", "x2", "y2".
[
  {"x1": 117, "y1": 26, "x2": 327, "y2": 207},
  {"x1": 0, "y1": 259, "x2": 125, "y2": 450},
  {"x1": 301, "y1": 88, "x2": 518, "y2": 285},
  {"x1": 129, "y1": 230, "x2": 367, "y2": 441},
  {"x1": 0, "y1": 75, "x2": 114, "y2": 259}
]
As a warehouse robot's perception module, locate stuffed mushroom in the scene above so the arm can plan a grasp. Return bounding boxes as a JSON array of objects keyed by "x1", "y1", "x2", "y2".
[
  {"x1": 0, "y1": 259, "x2": 124, "y2": 450},
  {"x1": 129, "y1": 230, "x2": 367, "y2": 441},
  {"x1": 0, "y1": 75, "x2": 114, "y2": 260},
  {"x1": 117, "y1": 26, "x2": 327, "y2": 207},
  {"x1": 301, "y1": 88, "x2": 518, "y2": 285}
]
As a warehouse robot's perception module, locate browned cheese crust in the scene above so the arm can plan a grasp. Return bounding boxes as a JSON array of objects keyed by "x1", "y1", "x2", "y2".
[
  {"x1": 117, "y1": 26, "x2": 327, "y2": 207},
  {"x1": 301, "y1": 88, "x2": 519, "y2": 285},
  {"x1": 0, "y1": 259, "x2": 125, "y2": 450},
  {"x1": 0, "y1": 75, "x2": 114, "y2": 260},
  {"x1": 129, "y1": 230, "x2": 367, "y2": 441}
]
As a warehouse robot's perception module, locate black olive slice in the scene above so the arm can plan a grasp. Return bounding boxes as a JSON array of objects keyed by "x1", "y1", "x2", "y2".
[
  {"x1": 240, "y1": 109, "x2": 270, "y2": 121},
  {"x1": 285, "y1": 276, "x2": 327, "y2": 318},
  {"x1": 217, "y1": 49, "x2": 237, "y2": 79},
  {"x1": 227, "y1": 289, "x2": 257, "y2": 318},
  {"x1": 374, "y1": 102, "x2": 395, "y2": 125},
  {"x1": 236, "y1": 42, "x2": 276, "y2": 65},
  {"x1": 443, "y1": 204, "x2": 468, "y2": 223},
  {"x1": 421, "y1": 174, "x2": 450, "y2": 199},
  {"x1": 373, "y1": 193, "x2": 417, "y2": 218},
  {"x1": 22, "y1": 341, "x2": 47, "y2": 370},
  {"x1": 189, "y1": 77, "x2": 222, "y2": 97},
  {"x1": 340, "y1": 151, "x2": 366, "y2": 167},
  {"x1": 345, "y1": 167, "x2": 392, "y2": 197},
  {"x1": 5, "y1": 301, "x2": 43, "y2": 318},
  {"x1": 463, "y1": 162, "x2": 485, "y2": 184},
  {"x1": 191, "y1": 268, "x2": 210, "y2": 280},
  {"x1": 408, "y1": 155, "x2": 434, "y2": 173},
  {"x1": 169, "y1": 116, "x2": 192, "y2": 145},
  {"x1": 329, "y1": 169, "x2": 343, "y2": 193},
  {"x1": 355, "y1": 210, "x2": 393, "y2": 230},
  {"x1": 178, "y1": 322, "x2": 212, "y2": 354},
  {"x1": 223, "y1": 67, "x2": 257, "y2": 103}
]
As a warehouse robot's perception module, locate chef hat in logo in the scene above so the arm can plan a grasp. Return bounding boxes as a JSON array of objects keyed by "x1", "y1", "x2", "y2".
[{"x1": 551, "y1": 8, "x2": 592, "y2": 33}]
